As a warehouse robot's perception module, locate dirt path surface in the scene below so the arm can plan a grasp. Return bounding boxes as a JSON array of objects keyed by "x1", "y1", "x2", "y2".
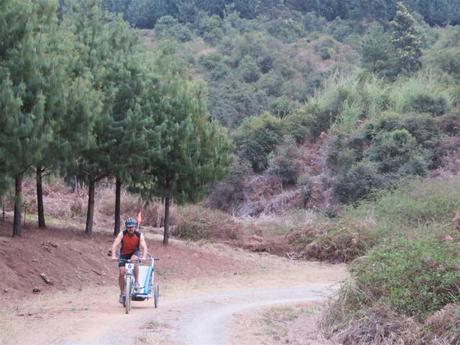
[{"x1": 1, "y1": 241, "x2": 346, "y2": 345}]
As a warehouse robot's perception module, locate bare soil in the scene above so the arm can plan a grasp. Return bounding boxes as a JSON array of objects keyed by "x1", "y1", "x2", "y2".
[{"x1": 0, "y1": 218, "x2": 347, "y2": 345}]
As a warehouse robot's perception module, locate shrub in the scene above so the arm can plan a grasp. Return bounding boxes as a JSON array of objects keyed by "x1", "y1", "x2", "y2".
[
  {"x1": 154, "y1": 16, "x2": 193, "y2": 42},
  {"x1": 332, "y1": 162, "x2": 384, "y2": 204},
  {"x1": 267, "y1": 136, "x2": 302, "y2": 186},
  {"x1": 267, "y1": 17, "x2": 304, "y2": 43},
  {"x1": 200, "y1": 15, "x2": 224, "y2": 44},
  {"x1": 270, "y1": 96, "x2": 295, "y2": 118},
  {"x1": 364, "y1": 128, "x2": 427, "y2": 175},
  {"x1": 198, "y1": 52, "x2": 223, "y2": 70},
  {"x1": 206, "y1": 157, "x2": 252, "y2": 212},
  {"x1": 425, "y1": 47, "x2": 460, "y2": 81},
  {"x1": 369, "y1": 177, "x2": 460, "y2": 228},
  {"x1": 406, "y1": 93, "x2": 449, "y2": 116},
  {"x1": 173, "y1": 205, "x2": 242, "y2": 241},
  {"x1": 298, "y1": 174, "x2": 313, "y2": 207},
  {"x1": 351, "y1": 238, "x2": 460, "y2": 319},
  {"x1": 389, "y1": 75, "x2": 452, "y2": 116},
  {"x1": 284, "y1": 109, "x2": 312, "y2": 143},
  {"x1": 314, "y1": 36, "x2": 337, "y2": 60},
  {"x1": 234, "y1": 112, "x2": 284, "y2": 172},
  {"x1": 257, "y1": 55, "x2": 273, "y2": 73},
  {"x1": 239, "y1": 55, "x2": 260, "y2": 83},
  {"x1": 286, "y1": 219, "x2": 376, "y2": 263}
]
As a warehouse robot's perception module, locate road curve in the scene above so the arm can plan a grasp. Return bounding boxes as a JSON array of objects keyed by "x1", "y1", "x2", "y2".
[{"x1": 57, "y1": 283, "x2": 336, "y2": 345}]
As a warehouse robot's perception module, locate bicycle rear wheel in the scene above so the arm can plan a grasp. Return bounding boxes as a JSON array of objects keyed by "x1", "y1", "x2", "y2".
[
  {"x1": 154, "y1": 282, "x2": 159, "y2": 308},
  {"x1": 125, "y1": 277, "x2": 132, "y2": 314}
]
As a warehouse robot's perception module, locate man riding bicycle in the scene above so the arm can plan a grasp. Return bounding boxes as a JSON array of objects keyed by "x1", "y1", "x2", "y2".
[{"x1": 111, "y1": 217, "x2": 149, "y2": 304}]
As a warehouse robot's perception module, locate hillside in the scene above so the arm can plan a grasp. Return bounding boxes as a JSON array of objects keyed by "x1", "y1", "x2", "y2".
[{"x1": 1, "y1": 1, "x2": 459, "y2": 344}]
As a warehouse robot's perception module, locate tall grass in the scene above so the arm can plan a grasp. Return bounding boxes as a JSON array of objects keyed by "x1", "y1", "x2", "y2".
[
  {"x1": 345, "y1": 176, "x2": 460, "y2": 233},
  {"x1": 388, "y1": 72, "x2": 453, "y2": 115}
]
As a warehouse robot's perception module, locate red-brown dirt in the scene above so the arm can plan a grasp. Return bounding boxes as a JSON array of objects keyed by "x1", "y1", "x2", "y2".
[{"x1": 0, "y1": 219, "x2": 251, "y2": 307}]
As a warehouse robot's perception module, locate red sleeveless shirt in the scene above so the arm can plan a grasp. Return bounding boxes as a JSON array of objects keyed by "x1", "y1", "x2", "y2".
[{"x1": 120, "y1": 230, "x2": 140, "y2": 256}]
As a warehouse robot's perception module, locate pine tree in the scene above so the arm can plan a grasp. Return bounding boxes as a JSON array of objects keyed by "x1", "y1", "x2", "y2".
[
  {"x1": 62, "y1": 0, "x2": 150, "y2": 235},
  {"x1": 391, "y1": 2, "x2": 422, "y2": 76},
  {"x1": 132, "y1": 52, "x2": 233, "y2": 245},
  {"x1": 0, "y1": 0, "x2": 59, "y2": 236}
]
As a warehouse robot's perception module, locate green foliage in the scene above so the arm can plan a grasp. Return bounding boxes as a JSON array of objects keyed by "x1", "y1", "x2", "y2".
[
  {"x1": 200, "y1": 15, "x2": 224, "y2": 44},
  {"x1": 239, "y1": 55, "x2": 261, "y2": 83},
  {"x1": 136, "y1": 52, "x2": 233, "y2": 205},
  {"x1": 154, "y1": 15, "x2": 193, "y2": 42},
  {"x1": 267, "y1": 17, "x2": 305, "y2": 43},
  {"x1": 314, "y1": 36, "x2": 338, "y2": 60},
  {"x1": 351, "y1": 238, "x2": 460, "y2": 319},
  {"x1": 206, "y1": 157, "x2": 252, "y2": 212},
  {"x1": 361, "y1": 24, "x2": 397, "y2": 78},
  {"x1": 388, "y1": 74, "x2": 452, "y2": 116},
  {"x1": 328, "y1": 108, "x2": 441, "y2": 203},
  {"x1": 365, "y1": 128, "x2": 427, "y2": 174},
  {"x1": 270, "y1": 96, "x2": 296, "y2": 119},
  {"x1": 425, "y1": 47, "x2": 460, "y2": 82},
  {"x1": 391, "y1": 2, "x2": 423, "y2": 76},
  {"x1": 267, "y1": 136, "x2": 302, "y2": 186},
  {"x1": 234, "y1": 112, "x2": 284, "y2": 172},
  {"x1": 363, "y1": 177, "x2": 460, "y2": 228},
  {"x1": 284, "y1": 108, "x2": 312, "y2": 143},
  {"x1": 332, "y1": 161, "x2": 384, "y2": 204}
]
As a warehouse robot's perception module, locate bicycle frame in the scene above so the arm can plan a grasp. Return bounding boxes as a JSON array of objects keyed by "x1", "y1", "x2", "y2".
[{"x1": 120, "y1": 258, "x2": 138, "y2": 314}]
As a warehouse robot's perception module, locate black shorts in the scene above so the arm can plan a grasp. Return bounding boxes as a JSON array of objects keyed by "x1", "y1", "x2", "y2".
[{"x1": 118, "y1": 251, "x2": 140, "y2": 267}]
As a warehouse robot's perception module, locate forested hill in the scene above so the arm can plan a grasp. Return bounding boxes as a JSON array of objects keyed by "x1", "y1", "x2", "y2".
[
  {"x1": 103, "y1": 0, "x2": 460, "y2": 215},
  {"x1": 103, "y1": 0, "x2": 460, "y2": 27}
]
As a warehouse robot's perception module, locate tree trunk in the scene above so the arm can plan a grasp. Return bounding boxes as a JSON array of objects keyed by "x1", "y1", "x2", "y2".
[
  {"x1": 113, "y1": 177, "x2": 122, "y2": 236},
  {"x1": 163, "y1": 196, "x2": 170, "y2": 246},
  {"x1": 2, "y1": 197, "x2": 5, "y2": 221},
  {"x1": 85, "y1": 179, "x2": 96, "y2": 235},
  {"x1": 13, "y1": 173, "x2": 23, "y2": 237},
  {"x1": 36, "y1": 166, "x2": 46, "y2": 229}
]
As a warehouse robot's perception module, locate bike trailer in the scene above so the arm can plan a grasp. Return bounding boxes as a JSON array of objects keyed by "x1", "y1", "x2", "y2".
[{"x1": 132, "y1": 265, "x2": 154, "y2": 301}]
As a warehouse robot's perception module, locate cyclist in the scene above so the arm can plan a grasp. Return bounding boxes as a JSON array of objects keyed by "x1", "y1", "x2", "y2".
[{"x1": 111, "y1": 217, "x2": 148, "y2": 303}]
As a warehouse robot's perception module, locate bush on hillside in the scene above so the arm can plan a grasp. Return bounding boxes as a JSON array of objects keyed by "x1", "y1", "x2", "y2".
[
  {"x1": 239, "y1": 55, "x2": 261, "y2": 83},
  {"x1": 286, "y1": 220, "x2": 375, "y2": 263},
  {"x1": 364, "y1": 128, "x2": 429, "y2": 175},
  {"x1": 234, "y1": 112, "x2": 284, "y2": 172},
  {"x1": 267, "y1": 136, "x2": 303, "y2": 186},
  {"x1": 198, "y1": 52, "x2": 223, "y2": 70},
  {"x1": 351, "y1": 238, "x2": 460, "y2": 319},
  {"x1": 284, "y1": 109, "x2": 313, "y2": 143},
  {"x1": 154, "y1": 16, "x2": 193, "y2": 42},
  {"x1": 200, "y1": 15, "x2": 224, "y2": 44},
  {"x1": 405, "y1": 93, "x2": 449, "y2": 116},
  {"x1": 173, "y1": 205, "x2": 242, "y2": 241},
  {"x1": 206, "y1": 157, "x2": 252, "y2": 212},
  {"x1": 332, "y1": 162, "x2": 384, "y2": 204}
]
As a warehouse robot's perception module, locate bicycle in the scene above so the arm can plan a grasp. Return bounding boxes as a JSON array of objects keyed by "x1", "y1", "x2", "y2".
[{"x1": 118, "y1": 256, "x2": 160, "y2": 314}]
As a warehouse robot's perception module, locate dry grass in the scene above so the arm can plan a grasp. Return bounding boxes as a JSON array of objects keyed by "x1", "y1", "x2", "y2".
[
  {"x1": 331, "y1": 306, "x2": 422, "y2": 345},
  {"x1": 423, "y1": 303, "x2": 460, "y2": 345},
  {"x1": 174, "y1": 205, "x2": 243, "y2": 242}
]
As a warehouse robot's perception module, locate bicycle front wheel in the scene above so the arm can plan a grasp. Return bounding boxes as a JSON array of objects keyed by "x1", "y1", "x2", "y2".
[{"x1": 125, "y1": 276, "x2": 132, "y2": 314}]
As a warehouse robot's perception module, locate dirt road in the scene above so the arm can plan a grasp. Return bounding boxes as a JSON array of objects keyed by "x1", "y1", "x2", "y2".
[{"x1": 1, "y1": 246, "x2": 347, "y2": 345}]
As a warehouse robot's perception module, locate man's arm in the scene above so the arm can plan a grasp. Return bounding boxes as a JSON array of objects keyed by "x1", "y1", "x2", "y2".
[
  {"x1": 140, "y1": 234, "x2": 148, "y2": 260},
  {"x1": 111, "y1": 232, "x2": 123, "y2": 259}
]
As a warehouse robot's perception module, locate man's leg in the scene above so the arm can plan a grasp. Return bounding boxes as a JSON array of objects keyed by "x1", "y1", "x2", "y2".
[
  {"x1": 118, "y1": 267, "x2": 125, "y2": 303},
  {"x1": 131, "y1": 254, "x2": 140, "y2": 289},
  {"x1": 119, "y1": 267, "x2": 125, "y2": 293}
]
